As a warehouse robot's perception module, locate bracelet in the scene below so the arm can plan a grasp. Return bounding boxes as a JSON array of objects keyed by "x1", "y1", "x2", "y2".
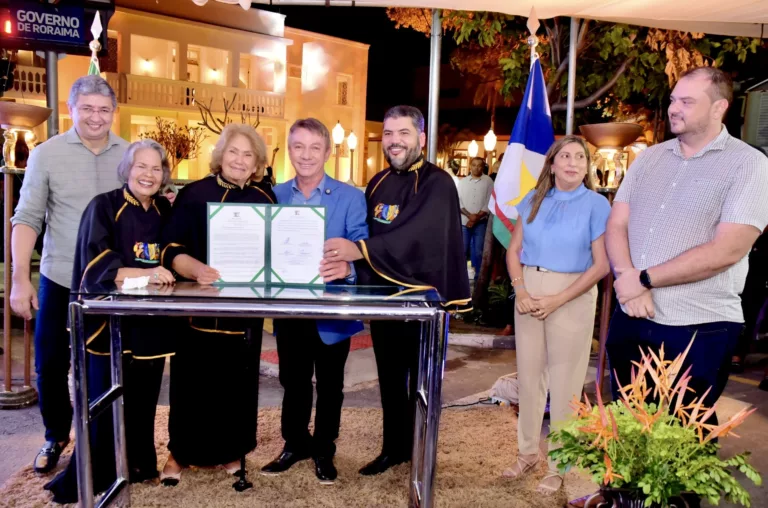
[{"x1": 511, "y1": 276, "x2": 524, "y2": 286}]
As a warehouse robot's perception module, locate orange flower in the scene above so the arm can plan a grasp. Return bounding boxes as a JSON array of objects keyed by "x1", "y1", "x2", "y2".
[{"x1": 603, "y1": 454, "x2": 624, "y2": 485}]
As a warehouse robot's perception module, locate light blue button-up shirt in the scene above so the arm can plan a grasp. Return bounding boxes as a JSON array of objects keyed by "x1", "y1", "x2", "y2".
[{"x1": 517, "y1": 184, "x2": 611, "y2": 273}]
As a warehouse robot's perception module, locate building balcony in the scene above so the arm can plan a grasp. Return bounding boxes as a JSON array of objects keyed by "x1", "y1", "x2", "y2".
[
  {"x1": 3, "y1": 66, "x2": 284, "y2": 121},
  {"x1": 104, "y1": 73, "x2": 285, "y2": 119}
]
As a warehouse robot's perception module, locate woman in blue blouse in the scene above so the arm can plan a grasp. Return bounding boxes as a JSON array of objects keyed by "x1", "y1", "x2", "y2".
[{"x1": 502, "y1": 135, "x2": 611, "y2": 495}]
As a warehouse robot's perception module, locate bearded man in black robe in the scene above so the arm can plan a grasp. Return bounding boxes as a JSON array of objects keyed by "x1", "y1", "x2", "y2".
[{"x1": 324, "y1": 105, "x2": 470, "y2": 475}]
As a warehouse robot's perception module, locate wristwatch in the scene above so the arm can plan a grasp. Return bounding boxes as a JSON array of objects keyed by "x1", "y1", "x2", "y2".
[{"x1": 639, "y1": 269, "x2": 653, "y2": 289}]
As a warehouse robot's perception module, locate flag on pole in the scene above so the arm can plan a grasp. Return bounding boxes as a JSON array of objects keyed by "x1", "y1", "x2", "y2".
[
  {"x1": 488, "y1": 49, "x2": 555, "y2": 248},
  {"x1": 87, "y1": 13, "x2": 103, "y2": 75}
]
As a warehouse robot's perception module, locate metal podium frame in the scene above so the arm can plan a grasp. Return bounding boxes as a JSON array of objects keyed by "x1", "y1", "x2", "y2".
[{"x1": 69, "y1": 297, "x2": 450, "y2": 508}]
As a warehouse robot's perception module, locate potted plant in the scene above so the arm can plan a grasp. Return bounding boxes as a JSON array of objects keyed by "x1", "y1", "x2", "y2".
[{"x1": 549, "y1": 340, "x2": 762, "y2": 507}]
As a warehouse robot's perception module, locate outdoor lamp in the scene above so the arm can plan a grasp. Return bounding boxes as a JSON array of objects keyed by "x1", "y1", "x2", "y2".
[
  {"x1": 347, "y1": 130, "x2": 358, "y2": 184},
  {"x1": 484, "y1": 128, "x2": 497, "y2": 166},
  {"x1": 579, "y1": 123, "x2": 643, "y2": 194},
  {"x1": 468, "y1": 140, "x2": 479, "y2": 158},
  {"x1": 332, "y1": 121, "x2": 345, "y2": 179}
]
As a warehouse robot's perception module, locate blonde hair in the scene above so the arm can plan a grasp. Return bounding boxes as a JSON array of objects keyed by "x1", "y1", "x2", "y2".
[
  {"x1": 210, "y1": 124, "x2": 268, "y2": 181},
  {"x1": 527, "y1": 135, "x2": 593, "y2": 224}
]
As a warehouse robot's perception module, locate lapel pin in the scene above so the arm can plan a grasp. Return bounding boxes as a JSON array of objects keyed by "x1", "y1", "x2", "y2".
[{"x1": 325, "y1": 188, "x2": 331, "y2": 195}]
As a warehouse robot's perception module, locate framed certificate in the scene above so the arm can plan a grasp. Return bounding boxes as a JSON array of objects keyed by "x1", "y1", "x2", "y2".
[{"x1": 207, "y1": 203, "x2": 326, "y2": 286}]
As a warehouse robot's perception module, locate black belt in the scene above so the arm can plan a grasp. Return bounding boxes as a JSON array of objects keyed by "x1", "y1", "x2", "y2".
[{"x1": 526, "y1": 266, "x2": 550, "y2": 272}]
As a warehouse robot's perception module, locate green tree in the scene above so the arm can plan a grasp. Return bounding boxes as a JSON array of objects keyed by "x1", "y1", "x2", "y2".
[{"x1": 387, "y1": 9, "x2": 765, "y2": 136}]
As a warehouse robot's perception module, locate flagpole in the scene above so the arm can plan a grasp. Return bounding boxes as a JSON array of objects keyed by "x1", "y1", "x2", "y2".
[
  {"x1": 565, "y1": 17, "x2": 579, "y2": 134},
  {"x1": 45, "y1": 52, "x2": 58, "y2": 139},
  {"x1": 426, "y1": 9, "x2": 441, "y2": 163}
]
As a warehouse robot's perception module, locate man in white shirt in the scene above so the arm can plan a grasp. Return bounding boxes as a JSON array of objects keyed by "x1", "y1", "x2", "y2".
[{"x1": 458, "y1": 157, "x2": 494, "y2": 280}]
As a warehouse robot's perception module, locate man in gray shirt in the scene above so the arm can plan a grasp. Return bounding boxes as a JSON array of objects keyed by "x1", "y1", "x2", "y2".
[
  {"x1": 10, "y1": 75, "x2": 127, "y2": 473},
  {"x1": 605, "y1": 67, "x2": 768, "y2": 423}
]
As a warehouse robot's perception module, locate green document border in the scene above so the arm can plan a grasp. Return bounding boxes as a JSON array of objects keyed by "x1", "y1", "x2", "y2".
[
  {"x1": 207, "y1": 203, "x2": 327, "y2": 286},
  {"x1": 268, "y1": 205, "x2": 327, "y2": 287},
  {"x1": 207, "y1": 203, "x2": 268, "y2": 284}
]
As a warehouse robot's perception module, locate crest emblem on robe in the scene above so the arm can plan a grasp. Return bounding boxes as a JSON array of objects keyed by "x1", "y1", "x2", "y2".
[
  {"x1": 373, "y1": 203, "x2": 400, "y2": 224},
  {"x1": 134, "y1": 242, "x2": 160, "y2": 263}
]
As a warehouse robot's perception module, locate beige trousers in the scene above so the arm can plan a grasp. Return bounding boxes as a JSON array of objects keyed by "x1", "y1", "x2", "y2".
[{"x1": 514, "y1": 266, "x2": 597, "y2": 470}]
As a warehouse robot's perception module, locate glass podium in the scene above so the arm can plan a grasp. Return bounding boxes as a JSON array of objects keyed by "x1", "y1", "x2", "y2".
[{"x1": 69, "y1": 282, "x2": 451, "y2": 508}]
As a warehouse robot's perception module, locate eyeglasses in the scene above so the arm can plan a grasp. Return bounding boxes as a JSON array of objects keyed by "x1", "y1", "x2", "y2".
[{"x1": 77, "y1": 106, "x2": 114, "y2": 117}]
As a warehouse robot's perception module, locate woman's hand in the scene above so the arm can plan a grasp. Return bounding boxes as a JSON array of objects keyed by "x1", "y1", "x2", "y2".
[
  {"x1": 194, "y1": 264, "x2": 221, "y2": 285},
  {"x1": 515, "y1": 288, "x2": 536, "y2": 315},
  {"x1": 529, "y1": 294, "x2": 565, "y2": 321},
  {"x1": 146, "y1": 266, "x2": 175, "y2": 285}
]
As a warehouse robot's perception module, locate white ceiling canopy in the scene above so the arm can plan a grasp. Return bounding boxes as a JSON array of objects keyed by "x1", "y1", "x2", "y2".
[{"x1": 245, "y1": 0, "x2": 768, "y2": 37}]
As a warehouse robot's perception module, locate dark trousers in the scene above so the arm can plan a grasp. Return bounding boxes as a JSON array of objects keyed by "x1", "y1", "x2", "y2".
[
  {"x1": 606, "y1": 309, "x2": 742, "y2": 426},
  {"x1": 370, "y1": 320, "x2": 420, "y2": 458},
  {"x1": 35, "y1": 275, "x2": 73, "y2": 443},
  {"x1": 275, "y1": 320, "x2": 351, "y2": 458}
]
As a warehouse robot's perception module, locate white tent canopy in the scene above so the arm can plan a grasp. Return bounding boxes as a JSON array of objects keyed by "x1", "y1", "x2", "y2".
[{"x1": 251, "y1": 0, "x2": 768, "y2": 37}]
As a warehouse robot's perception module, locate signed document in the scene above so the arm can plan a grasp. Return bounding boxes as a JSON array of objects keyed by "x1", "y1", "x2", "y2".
[
  {"x1": 269, "y1": 206, "x2": 326, "y2": 285},
  {"x1": 207, "y1": 203, "x2": 267, "y2": 283}
]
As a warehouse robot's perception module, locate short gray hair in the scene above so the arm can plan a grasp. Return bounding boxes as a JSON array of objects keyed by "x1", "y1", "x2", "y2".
[
  {"x1": 384, "y1": 105, "x2": 425, "y2": 133},
  {"x1": 117, "y1": 139, "x2": 171, "y2": 187},
  {"x1": 67, "y1": 75, "x2": 117, "y2": 109},
  {"x1": 289, "y1": 118, "x2": 331, "y2": 151}
]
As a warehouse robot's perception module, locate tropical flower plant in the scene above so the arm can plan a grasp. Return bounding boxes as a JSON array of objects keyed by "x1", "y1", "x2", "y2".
[{"x1": 549, "y1": 339, "x2": 762, "y2": 507}]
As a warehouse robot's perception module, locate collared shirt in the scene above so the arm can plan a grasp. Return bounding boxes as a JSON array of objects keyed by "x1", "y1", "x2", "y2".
[
  {"x1": 12, "y1": 127, "x2": 128, "y2": 289},
  {"x1": 289, "y1": 173, "x2": 327, "y2": 206},
  {"x1": 458, "y1": 173, "x2": 494, "y2": 226},
  {"x1": 615, "y1": 126, "x2": 768, "y2": 326},
  {"x1": 518, "y1": 184, "x2": 611, "y2": 273}
]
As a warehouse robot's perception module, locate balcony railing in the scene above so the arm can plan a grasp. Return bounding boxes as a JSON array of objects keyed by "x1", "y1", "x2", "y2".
[
  {"x1": 104, "y1": 73, "x2": 284, "y2": 119},
  {"x1": 6, "y1": 65, "x2": 47, "y2": 98}
]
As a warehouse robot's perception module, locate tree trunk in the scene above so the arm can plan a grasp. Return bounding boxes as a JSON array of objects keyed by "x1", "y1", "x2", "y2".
[{"x1": 472, "y1": 215, "x2": 497, "y2": 309}]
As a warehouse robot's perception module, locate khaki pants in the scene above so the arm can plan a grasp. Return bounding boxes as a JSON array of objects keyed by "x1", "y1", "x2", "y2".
[{"x1": 514, "y1": 266, "x2": 597, "y2": 469}]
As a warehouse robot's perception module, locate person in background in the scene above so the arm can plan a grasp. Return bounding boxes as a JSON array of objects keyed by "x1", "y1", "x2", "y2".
[
  {"x1": 449, "y1": 159, "x2": 461, "y2": 189},
  {"x1": 458, "y1": 156, "x2": 494, "y2": 280},
  {"x1": 606, "y1": 67, "x2": 768, "y2": 429},
  {"x1": 160, "y1": 123, "x2": 276, "y2": 485},
  {"x1": 503, "y1": 135, "x2": 610, "y2": 495},
  {"x1": 10, "y1": 75, "x2": 127, "y2": 474},
  {"x1": 261, "y1": 118, "x2": 367, "y2": 484},
  {"x1": 162, "y1": 181, "x2": 178, "y2": 205},
  {"x1": 491, "y1": 152, "x2": 504, "y2": 181},
  {"x1": 44, "y1": 140, "x2": 175, "y2": 503}
]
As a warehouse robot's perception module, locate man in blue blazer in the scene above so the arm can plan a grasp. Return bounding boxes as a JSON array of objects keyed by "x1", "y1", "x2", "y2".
[{"x1": 262, "y1": 118, "x2": 368, "y2": 484}]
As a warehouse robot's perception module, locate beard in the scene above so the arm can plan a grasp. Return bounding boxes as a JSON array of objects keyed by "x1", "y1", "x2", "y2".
[
  {"x1": 383, "y1": 143, "x2": 422, "y2": 171},
  {"x1": 669, "y1": 114, "x2": 709, "y2": 136}
]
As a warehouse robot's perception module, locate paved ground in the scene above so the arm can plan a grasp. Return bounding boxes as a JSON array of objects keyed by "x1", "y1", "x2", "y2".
[{"x1": 2, "y1": 323, "x2": 768, "y2": 507}]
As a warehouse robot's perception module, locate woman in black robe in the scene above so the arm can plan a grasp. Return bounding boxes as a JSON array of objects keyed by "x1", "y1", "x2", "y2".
[
  {"x1": 45, "y1": 140, "x2": 175, "y2": 503},
  {"x1": 160, "y1": 123, "x2": 275, "y2": 484}
]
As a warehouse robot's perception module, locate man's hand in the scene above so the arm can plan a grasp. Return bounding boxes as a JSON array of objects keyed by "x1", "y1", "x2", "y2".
[
  {"x1": 469, "y1": 213, "x2": 478, "y2": 222},
  {"x1": 614, "y1": 268, "x2": 645, "y2": 304},
  {"x1": 194, "y1": 264, "x2": 221, "y2": 285},
  {"x1": 624, "y1": 290, "x2": 655, "y2": 319},
  {"x1": 324, "y1": 238, "x2": 363, "y2": 263},
  {"x1": 320, "y1": 259, "x2": 352, "y2": 282},
  {"x1": 10, "y1": 278, "x2": 38, "y2": 320},
  {"x1": 466, "y1": 219, "x2": 476, "y2": 229}
]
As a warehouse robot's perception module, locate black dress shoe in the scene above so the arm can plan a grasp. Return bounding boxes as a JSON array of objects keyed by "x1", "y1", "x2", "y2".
[
  {"x1": 359, "y1": 453, "x2": 409, "y2": 476},
  {"x1": 313, "y1": 456, "x2": 337, "y2": 484},
  {"x1": 261, "y1": 450, "x2": 310, "y2": 475},
  {"x1": 34, "y1": 439, "x2": 69, "y2": 474}
]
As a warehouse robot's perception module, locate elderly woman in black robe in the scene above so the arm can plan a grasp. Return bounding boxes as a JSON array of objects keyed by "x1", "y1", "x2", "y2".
[{"x1": 45, "y1": 139, "x2": 175, "y2": 503}]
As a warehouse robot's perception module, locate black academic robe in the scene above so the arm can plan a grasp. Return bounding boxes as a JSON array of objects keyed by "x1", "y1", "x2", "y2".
[
  {"x1": 356, "y1": 158, "x2": 471, "y2": 309},
  {"x1": 161, "y1": 174, "x2": 275, "y2": 467},
  {"x1": 72, "y1": 186, "x2": 174, "y2": 358},
  {"x1": 46, "y1": 187, "x2": 172, "y2": 503}
]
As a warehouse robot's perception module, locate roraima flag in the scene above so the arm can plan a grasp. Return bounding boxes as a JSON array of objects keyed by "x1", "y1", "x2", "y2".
[{"x1": 488, "y1": 54, "x2": 554, "y2": 248}]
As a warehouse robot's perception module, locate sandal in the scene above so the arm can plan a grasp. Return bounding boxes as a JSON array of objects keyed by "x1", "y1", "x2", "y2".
[
  {"x1": 33, "y1": 439, "x2": 69, "y2": 474},
  {"x1": 536, "y1": 470, "x2": 564, "y2": 495},
  {"x1": 160, "y1": 455, "x2": 182, "y2": 487},
  {"x1": 501, "y1": 453, "x2": 539, "y2": 479}
]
